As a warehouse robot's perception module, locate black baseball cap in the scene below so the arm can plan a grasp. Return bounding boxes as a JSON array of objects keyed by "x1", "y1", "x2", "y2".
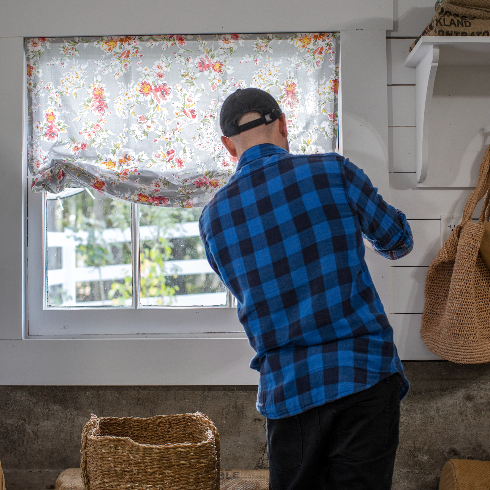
[{"x1": 220, "y1": 88, "x2": 282, "y2": 137}]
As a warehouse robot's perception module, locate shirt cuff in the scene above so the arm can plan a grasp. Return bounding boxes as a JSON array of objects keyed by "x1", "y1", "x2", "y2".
[{"x1": 365, "y1": 210, "x2": 413, "y2": 260}]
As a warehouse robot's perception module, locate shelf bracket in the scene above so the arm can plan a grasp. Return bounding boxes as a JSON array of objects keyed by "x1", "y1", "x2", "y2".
[{"x1": 415, "y1": 45, "x2": 439, "y2": 184}]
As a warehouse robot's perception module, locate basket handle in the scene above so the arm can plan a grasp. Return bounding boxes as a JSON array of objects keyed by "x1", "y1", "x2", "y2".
[{"x1": 462, "y1": 144, "x2": 490, "y2": 226}]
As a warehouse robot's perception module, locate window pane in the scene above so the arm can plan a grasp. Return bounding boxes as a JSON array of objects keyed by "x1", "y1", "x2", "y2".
[
  {"x1": 45, "y1": 190, "x2": 133, "y2": 307},
  {"x1": 139, "y1": 206, "x2": 227, "y2": 306}
]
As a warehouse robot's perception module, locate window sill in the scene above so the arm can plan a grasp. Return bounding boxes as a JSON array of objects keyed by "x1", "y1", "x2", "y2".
[{"x1": 0, "y1": 335, "x2": 258, "y2": 385}]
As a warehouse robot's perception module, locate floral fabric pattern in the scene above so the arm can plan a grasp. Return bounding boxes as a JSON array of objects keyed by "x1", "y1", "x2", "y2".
[{"x1": 26, "y1": 33, "x2": 339, "y2": 207}]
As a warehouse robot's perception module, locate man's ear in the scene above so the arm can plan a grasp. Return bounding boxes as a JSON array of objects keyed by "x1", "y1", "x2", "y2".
[
  {"x1": 221, "y1": 135, "x2": 238, "y2": 158},
  {"x1": 278, "y1": 113, "x2": 288, "y2": 139}
]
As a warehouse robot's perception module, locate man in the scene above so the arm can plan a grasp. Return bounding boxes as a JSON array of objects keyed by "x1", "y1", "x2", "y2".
[{"x1": 199, "y1": 88, "x2": 413, "y2": 489}]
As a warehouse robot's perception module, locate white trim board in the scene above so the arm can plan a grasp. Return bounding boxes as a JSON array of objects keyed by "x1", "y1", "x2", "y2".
[
  {"x1": 0, "y1": 17, "x2": 397, "y2": 382},
  {"x1": 0, "y1": 0, "x2": 393, "y2": 37}
]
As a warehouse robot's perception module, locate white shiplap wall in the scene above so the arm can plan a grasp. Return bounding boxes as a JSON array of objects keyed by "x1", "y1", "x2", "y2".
[{"x1": 387, "y1": 0, "x2": 481, "y2": 359}]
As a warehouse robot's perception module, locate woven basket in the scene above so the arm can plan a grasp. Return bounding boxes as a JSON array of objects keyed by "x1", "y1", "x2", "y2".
[{"x1": 81, "y1": 412, "x2": 220, "y2": 490}]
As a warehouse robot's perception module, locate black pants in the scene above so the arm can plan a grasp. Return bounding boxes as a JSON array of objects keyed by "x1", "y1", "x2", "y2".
[{"x1": 266, "y1": 374, "x2": 401, "y2": 490}]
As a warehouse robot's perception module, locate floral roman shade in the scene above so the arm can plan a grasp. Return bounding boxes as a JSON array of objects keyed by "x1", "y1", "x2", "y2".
[{"x1": 26, "y1": 33, "x2": 339, "y2": 207}]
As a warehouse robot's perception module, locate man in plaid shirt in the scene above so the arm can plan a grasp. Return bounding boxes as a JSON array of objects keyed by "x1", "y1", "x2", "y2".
[{"x1": 199, "y1": 88, "x2": 413, "y2": 489}]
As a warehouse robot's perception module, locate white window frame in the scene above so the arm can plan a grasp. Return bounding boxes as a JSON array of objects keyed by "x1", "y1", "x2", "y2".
[{"x1": 0, "y1": 0, "x2": 392, "y2": 385}]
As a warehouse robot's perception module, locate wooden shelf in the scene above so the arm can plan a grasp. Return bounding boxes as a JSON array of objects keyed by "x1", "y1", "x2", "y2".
[{"x1": 405, "y1": 37, "x2": 490, "y2": 186}]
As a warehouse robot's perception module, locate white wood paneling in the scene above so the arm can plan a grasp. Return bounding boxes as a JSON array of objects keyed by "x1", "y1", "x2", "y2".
[
  {"x1": 388, "y1": 86, "x2": 416, "y2": 127},
  {"x1": 390, "y1": 0, "x2": 436, "y2": 37},
  {"x1": 418, "y1": 45, "x2": 490, "y2": 188},
  {"x1": 395, "y1": 219, "x2": 440, "y2": 266},
  {"x1": 340, "y1": 30, "x2": 389, "y2": 195},
  {"x1": 0, "y1": 37, "x2": 25, "y2": 341},
  {"x1": 340, "y1": 29, "x2": 390, "y2": 310},
  {"x1": 389, "y1": 126, "x2": 416, "y2": 173},
  {"x1": 387, "y1": 38, "x2": 417, "y2": 85},
  {"x1": 391, "y1": 266, "x2": 427, "y2": 314},
  {"x1": 391, "y1": 313, "x2": 440, "y2": 360},
  {"x1": 0, "y1": 0, "x2": 393, "y2": 37},
  {"x1": 390, "y1": 173, "x2": 481, "y2": 218}
]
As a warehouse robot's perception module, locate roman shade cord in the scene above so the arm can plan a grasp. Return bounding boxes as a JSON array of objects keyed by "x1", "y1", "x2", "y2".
[{"x1": 421, "y1": 144, "x2": 490, "y2": 363}]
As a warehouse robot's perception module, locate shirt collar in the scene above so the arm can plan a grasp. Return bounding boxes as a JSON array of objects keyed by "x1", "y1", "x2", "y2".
[{"x1": 235, "y1": 144, "x2": 290, "y2": 172}]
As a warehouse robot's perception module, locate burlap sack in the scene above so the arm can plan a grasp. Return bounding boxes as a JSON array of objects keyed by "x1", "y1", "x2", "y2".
[
  {"x1": 421, "y1": 145, "x2": 490, "y2": 363},
  {"x1": 54, "y1": 468, "x2": 269, "y2": 490},
  {"x1": 55, "y1": 469, "x2": 84, "y2": 490},
  {"x1": 221, "y1": 470, "x2": 269, "y2": 490},
  {"x1": 439, "y1": 459, "x2": 490, "y2": 490},
  {"x1": 410, "y1": 0, "x2": 490, "y2": 51}
]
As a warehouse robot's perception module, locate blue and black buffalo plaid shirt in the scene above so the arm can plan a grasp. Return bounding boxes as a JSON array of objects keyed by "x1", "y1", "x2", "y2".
[{"x1": 199, "y1": 144, "x2": 413, "y2": 419}]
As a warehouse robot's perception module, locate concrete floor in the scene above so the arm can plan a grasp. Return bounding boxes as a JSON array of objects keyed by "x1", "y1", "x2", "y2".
[{"x1": 2, "y1": 361, "x2": 490, "y2": 489}]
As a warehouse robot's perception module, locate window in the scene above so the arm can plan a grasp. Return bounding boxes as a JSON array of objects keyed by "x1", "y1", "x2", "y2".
[
  {"x1": 45, "y1": 192, "x2": 229, "y2": 308},
  {"x1": 26, "y1": 33, "x2": 340, "y2": 336}
]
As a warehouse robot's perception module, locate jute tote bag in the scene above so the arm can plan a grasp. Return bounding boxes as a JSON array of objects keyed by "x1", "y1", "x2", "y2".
[{"x1": 421, "y1": 145, "x2": 490, "y2": 363}]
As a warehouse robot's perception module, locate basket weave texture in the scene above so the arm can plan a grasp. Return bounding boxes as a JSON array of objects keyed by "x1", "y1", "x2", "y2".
[
  {"x1": 81, "y1": 412, "x2": 220, "y2": 490},
  {"x1": 439, "y1": 459, "x2": 490, "y2": 490},
  {"x1": 421, "y1": 145, "x2": 490, "y2": 363}
]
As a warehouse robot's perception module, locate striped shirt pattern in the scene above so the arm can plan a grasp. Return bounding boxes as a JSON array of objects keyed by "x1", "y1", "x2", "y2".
[{"x1": 199, "y1": 144, "x2": 413, "y2": 419}]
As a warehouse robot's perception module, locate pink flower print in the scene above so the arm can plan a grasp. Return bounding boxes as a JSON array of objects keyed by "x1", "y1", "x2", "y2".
[
  {"x1": 196, "y1": 56, "x2": 212, "y2": 72},
  {"x1": 90, "y1": 98, "x2": 107, "y2": 115},
  {"x1": 57, "y1": 169, "x2": 65, "y2": 181},
  {"x1": 152, "y1": 84, "x2": 171, "y2": 103},
  {"x1": 93, "y1": 178, "x2": 106, "y2": 191},
  {"x1": 45, "y1": 125, "x2": 59, "y2": 141},
  {"x1": 139, "y1": 81, "x2": 152, "y2": 96},
  {"x1": 136, "y1": 193, "x2": 150, "y2": 203},
  {"x1": 149, "y1": 196, "x2": 169, "y2": 205},
  {"x1": 328, "y1": 78, "x2": 339, "y2": 95},
  {"x1": 176, "y1": 158, "x2": 185, "y2": 169},
  {"x1": 45, "y1": 111, "x2": 56, "y2": 124},
  {"x1": 211, "y1": 61, "x2": 225, "y2": 73},
  {"x1": 183, "y1": 108, "x2": 197, "y2": 119},
  {"x1": 81, "y1": 142, "x2": 88, "y2": 151},
  {"x1": 137, "y1": 115, "x2": 146, "y2": 123},
  {"x1": 176, "y1": 35, "x2": 186, "y2": 46},
  {"x1": 92, "y1": 85, "x2": 105, "y2": 99},
  {"x1": 194, "y1": 177, "x2": 209, "y2": 188},
  {"x1": 231, "y1": 34, "x2": 240, "y2": 40},
  {"x1": 166, "y1": 149, "x2": 175, "y2": 161}
]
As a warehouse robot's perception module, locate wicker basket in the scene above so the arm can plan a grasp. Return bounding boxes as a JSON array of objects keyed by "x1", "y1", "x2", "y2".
[{"x1": 81, "y1": 412, "x2": 220, "y2": 490}]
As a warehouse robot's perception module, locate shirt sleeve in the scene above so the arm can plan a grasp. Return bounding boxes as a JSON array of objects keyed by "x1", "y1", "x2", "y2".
[
  {"x1": 198, "y1": 212, "x2": 224, "y2": 280},
  {"x1": 341, "y1": 158, "x2": 413, "y2": 260}
]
